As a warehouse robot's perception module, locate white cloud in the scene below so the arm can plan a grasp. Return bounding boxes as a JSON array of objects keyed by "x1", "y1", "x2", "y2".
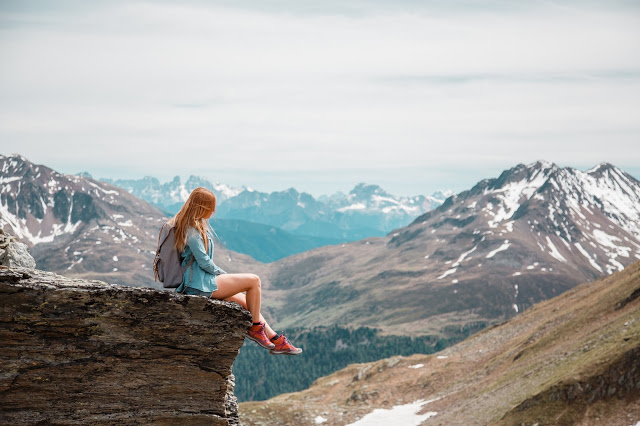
[{"x1": 0, "y1": 1, "x2": 639, "y2": 195}]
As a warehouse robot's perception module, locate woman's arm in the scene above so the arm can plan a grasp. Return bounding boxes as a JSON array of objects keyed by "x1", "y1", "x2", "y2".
[{"x1": 186, "y1": 229, "x2": 227, "y2": 276}]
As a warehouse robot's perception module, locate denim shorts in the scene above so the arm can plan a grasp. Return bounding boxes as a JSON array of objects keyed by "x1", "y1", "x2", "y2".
[{"x1": 181, "y1": 287, "x2": 212, "y2": 297}]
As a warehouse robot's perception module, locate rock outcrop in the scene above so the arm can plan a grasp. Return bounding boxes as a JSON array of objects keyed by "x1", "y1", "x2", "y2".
[
  {"x1": 0, "y1": 229, "x2": 36, "y2": 268},
  {"x1": 0, "y1": 267, "x2": 251, "y2": 425}
]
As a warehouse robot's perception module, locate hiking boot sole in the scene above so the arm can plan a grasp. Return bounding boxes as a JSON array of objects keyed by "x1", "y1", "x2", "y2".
[
  {"x1": 246, "y1": 334, "x2": 275, "y2": 349},
  {"x1": 270, "y1": 348, "x2": 303, "y2": 355}
]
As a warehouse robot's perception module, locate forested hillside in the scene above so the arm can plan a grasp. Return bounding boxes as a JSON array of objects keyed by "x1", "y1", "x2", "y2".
[{"x1": 232, "y1": 323, "x2": 486, "y2": 402}]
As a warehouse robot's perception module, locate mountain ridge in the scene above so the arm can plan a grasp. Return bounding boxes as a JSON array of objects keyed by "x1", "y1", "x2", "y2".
[
  {"x1": 0, "y1": 154, "x2": 262, "y2": 287},
  {"x1": 259, "y1": 160, "x2": 640, "y2": 336}
]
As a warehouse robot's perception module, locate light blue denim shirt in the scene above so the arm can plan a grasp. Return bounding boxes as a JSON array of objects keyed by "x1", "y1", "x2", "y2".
[{"x1": 176, "y1": 225, "x2": 226, "y2": 294}]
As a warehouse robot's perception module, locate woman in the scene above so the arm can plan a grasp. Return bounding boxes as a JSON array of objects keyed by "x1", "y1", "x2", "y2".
[{"x1": 173, "y1": 187, "x2": 301, "y2": 355}]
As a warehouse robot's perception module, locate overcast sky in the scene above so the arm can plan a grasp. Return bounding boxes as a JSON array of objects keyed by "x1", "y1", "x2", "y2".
[{"x1": 1, "y1": 0, "x2": 639, "y2": 197}]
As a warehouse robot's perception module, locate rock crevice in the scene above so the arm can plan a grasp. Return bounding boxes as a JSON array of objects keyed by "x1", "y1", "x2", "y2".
[{"x1": 0, "y1": 268, "x2": 251, "y2": 425}]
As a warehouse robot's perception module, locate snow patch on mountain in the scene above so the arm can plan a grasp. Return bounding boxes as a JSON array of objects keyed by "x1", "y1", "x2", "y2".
[
  {"x1": 574, "y1": 242, "x2": 603, "y2": 273},
  {"x1": 592, "y1": 229, "x2": 631, "y2": 258},
  {"x1": 347, "y1": 398, "x2": 439, "y2": 426},
  {"x1": 486, "y1": 240, "x2": 510, "y2": 259},
  {"x1": 437, "y1": 268, "x2": 457, "y2": 279},
  {"x1": 485, "y1": 165, "x2": 551, "y2": 228},
  {"x1": 545, "y1": 236, "x2": 567, "y2": 263},
  {"x1": 338, "y1": 203, "x2": 367, "y2": 212},
  {"x1": 453, "y1": 245, "x2": 477, "y2": 267},
  {"x1": 1, "y1": 207, "x2": 82, "y2": 245}
]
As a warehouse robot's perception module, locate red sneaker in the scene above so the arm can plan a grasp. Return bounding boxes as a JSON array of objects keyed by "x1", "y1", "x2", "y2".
[
  {"x1": 247, "y1": 323, "x2": 275, "y2": 349},
  {"x1": 270, "y1": 334, "x2": 302, "y2": 355}
]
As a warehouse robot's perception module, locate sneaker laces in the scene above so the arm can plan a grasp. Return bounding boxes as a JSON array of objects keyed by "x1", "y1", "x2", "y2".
[{"x1": 280, "y1": 334, "x2": 292, "y2": 345}]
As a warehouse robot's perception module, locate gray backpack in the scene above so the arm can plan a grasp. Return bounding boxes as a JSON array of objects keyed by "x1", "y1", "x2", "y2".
[{"x1": 153, "y1": 221, "x2": 193, "y2": 289}]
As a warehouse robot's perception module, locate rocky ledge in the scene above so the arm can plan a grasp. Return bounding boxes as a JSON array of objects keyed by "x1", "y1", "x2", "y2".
[{"x1": 0, "y1": 267, "x2": 251, "y2": 425}]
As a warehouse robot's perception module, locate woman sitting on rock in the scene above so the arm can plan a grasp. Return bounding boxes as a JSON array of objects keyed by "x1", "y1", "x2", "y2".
[{"x1": 173, "y1": 187, "x2": 302, "y2": 355}]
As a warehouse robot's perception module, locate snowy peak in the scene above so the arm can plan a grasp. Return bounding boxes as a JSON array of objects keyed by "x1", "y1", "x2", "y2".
[
  {"x1": 463, "y1": 161, "x2": 640, "y2": 238},
  {"x1": 330, "y1": 183, "x2": 445, "y2": 217},
  {"x1": 348, "y1": 183, "x2": 392, "y2": 201},
  {"x1": 428, "y1": 190, "x2": 454, "y2": 203},
  {"x1": 583, "y1": 163, "x2": 640, "y2": 200},
  {"x1": 102, "y1": 175, "x2": 245, "y2": 210},
  {"x1": 485, "y1": 160, "x2": 558, "y2": 194},
  {"x1": 0, "y1": 154, "x2": 166, "y2": 284},
  {"x1": 0, "y1": 154, "x2": 113, "y2": 245},
  {"x1": 408, "y1": 161, "x2": 640, "y2": 285},
  {"x1": 215, "y1": 187, "x2": 323, "y2": 228},
  {"x1": 586, "y1": 162, "x2": 619, "y2": 176},
  {"x1": 184, "y1": 175, "x2": 242, "y2": 200}
]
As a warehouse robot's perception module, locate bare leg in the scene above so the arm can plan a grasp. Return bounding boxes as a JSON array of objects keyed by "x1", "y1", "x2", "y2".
[
  {"x1": 211, "y1": 273, "x2": 262, "y2": 324},
  {"x1": 225, "y1": 293, "x2": 277, "y2": 339}
]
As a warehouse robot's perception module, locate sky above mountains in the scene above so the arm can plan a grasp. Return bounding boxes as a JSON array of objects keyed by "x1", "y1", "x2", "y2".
[{"x1": 1, "y1": 0, "x2": 639, "y2": 196}]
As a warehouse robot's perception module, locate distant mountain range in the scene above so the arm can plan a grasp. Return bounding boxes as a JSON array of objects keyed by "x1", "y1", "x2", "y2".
[
  {"x1": 101, "y1": 175, "x2": 451, "y2": 245},
  {"x1": 100, "y1": 175, "x2": 243, "y2": 213}
]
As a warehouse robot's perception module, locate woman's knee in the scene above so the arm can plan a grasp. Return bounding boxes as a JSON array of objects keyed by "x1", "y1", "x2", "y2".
[{"x1": 249, "y1": 274, "x2": 261, "y2": 289}]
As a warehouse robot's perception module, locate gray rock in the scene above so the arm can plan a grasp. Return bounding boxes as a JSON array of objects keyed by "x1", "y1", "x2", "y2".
[
  {"x1": 0, "y1": 229, "x2": 36, "y2": 268},
  {"x1": 0, "y1": 268, "x2": 252, "y2": 425}
]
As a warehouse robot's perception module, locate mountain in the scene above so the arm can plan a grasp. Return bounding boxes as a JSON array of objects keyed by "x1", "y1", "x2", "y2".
[
  {"x1": 101, "y1": 174, "x2": 446, "y2": 261},
  {"x1": 101, "y1": 175, "x2": 243, "y2": 214},
  {"x1": 320, "y1": 183, "x2": 447, "y2": 233},
  {"x1": 219, "y1": 184, "x2": 450, "y2": 239},
  {"x1": 5, "y1": 154, "x2": 638, "y2": 330},
  {"x1": 239, "y1": 259, "x2": 640, "y2": 425},
  {"x1": 259, "y1": 161, "x2": 640, "y2": 336},
  {"x1": 104, "y1": 176, "x2": 450, "y2": 244},
  {"x1": 0, "y1": 154, "x2": 261, "y2": 287},
  {"x1": 101, "y1": 175, "x2": 360, "y2": 262},
  {"x1": 230, "y1": 161, "x2": 640, "y2": 403}
]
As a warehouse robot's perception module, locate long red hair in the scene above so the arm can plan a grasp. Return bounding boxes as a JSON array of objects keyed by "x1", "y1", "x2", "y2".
[{"x1": 173, "y1": 187, "x2": 216, "y2": 253}]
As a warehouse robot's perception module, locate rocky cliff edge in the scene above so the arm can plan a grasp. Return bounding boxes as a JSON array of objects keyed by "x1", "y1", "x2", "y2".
[{"x1": 0, "y1": 267, "x2": 251, "y2": 425}]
